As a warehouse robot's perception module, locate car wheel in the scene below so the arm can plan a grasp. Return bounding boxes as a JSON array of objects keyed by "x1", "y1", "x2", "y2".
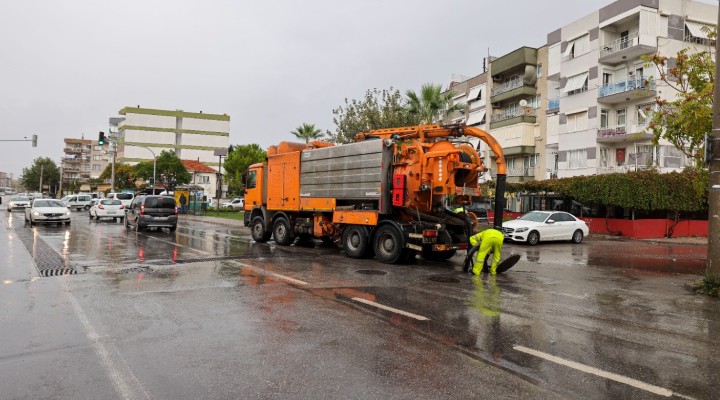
[
  {"x1": 342, "y1": 225, "x2": 371, "y2": 258},
  {"x1": 272, "y1": 217, "x2": 295, "y2": 246},
  {"x1": 571, "y1": 230, "x2": 584, "y2": 244},
  {"x1": 119, "y1": 217, "x2": 124, "y2": 223},
  {"x1": 84, "y1": 205, "x2": 90, "y2": 210},
  {"x1": 527, "y1": 231, "x2": 540, "y2": 246},
  {"x1": 250, "y1": 216, "x2": 271, "y2": 243},
  {"x1": 373, "y1": 224, "x2": 405, "y2": 264}
]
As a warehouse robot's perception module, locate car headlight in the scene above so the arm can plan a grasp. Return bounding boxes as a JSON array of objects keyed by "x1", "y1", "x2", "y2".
[
  {"x1": 515, "y1": 227, "x2": 529, "y2": 233},
  {"x1": 65, "y1": 211, "x2": 71, "y2": 215},
  {"x1": 33, "y1": 211, "x2": 41, "y2": 216}
]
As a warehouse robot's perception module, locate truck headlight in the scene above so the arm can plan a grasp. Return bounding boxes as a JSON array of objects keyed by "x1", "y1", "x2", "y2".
[{"x1": 515, "y1": 227, "x2": 529, "y2": 233}]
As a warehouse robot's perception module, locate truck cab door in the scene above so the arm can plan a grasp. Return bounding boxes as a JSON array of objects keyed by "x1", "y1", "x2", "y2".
[{"x1": 244, "y1": 167, "x2": 263, "y2": 209}]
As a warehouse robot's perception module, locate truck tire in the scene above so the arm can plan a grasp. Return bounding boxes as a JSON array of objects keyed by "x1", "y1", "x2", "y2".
[
  {"x1": 342, "y1": 225, "x2": 371, "y2": 258},
  {"x1": 251, "y1": 216, "x2": 272, "y2": 243},
  {"x1": 272, "y1": 217, "x2": 295, "y2": 246},
  {"x1": 373, "y1": 224, "x2": 405, "y2": 264}
]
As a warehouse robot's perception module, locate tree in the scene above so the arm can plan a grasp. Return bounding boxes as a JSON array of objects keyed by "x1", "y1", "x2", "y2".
[
  {"x1": 87, "y1": 178, "x2": 103, "y2": 192},
  {"x1": 405, "y1": 83, "x2": 463, "y2": 124},
  {"x1": 135, "y1": 150, "x2": 191, "y2": 191},
  {"x1": 19, "y1": 157, "x2": 60, "y2": 193},
  {"x1": 223, "y1": 144, "x2": 266, "y2": 195},
  {"x1": 291, "y1": 123, "x2": 325, "y2": 143},
  {"x1": 329, "y1": 87, "x2": 420, "y2": 144},
  {"x1": 99, "y1": 163, "x2": 137, "y2": 190},
  {"x1": 645, "y1": 28, "x2": 716, "y2": 165}
]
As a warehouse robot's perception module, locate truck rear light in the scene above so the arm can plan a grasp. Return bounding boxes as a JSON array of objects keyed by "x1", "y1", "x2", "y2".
[{"x1": 422, "y1": 229, "x2": 438, "y2": 237}]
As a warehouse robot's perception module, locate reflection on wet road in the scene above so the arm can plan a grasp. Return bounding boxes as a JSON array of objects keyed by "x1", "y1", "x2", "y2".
[{"x1": 2, "y1": 210, "x2": 717, "y2": 400}]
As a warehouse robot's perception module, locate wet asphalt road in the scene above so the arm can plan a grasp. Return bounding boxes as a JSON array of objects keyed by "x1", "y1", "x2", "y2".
[{"x1": 0, "y1": 207, "x2": 717, "y2": 400}]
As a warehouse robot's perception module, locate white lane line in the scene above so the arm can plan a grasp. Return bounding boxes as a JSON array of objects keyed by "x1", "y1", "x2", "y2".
[
  {"x1": 351, "y1": 297, "x2": 429, "y2": 321},
  {"x1": 513, "y1": 345, "x2": 673, "y2": 397},
  {"x1": 64, "y1": 280, "x2": 150, "y2": 400},
  {"x1": 270, "y1": 273, "x2": 308, "y2": 285}
]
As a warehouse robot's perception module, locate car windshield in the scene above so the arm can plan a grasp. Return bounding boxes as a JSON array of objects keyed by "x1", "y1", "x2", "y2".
[
  {"x1": 10, "y1": 196, "x2": 29, "y2": 201},
  {"x1": 116, "y1": 193, "x2": 133, "y2": 200},
  {"x1": 145, "y1": 197, "x2": 176, "y2": 208},
  {"x1": 518, "y1": 212, "x2": 549, "y2": 223},
  {"x1": 61, "y1": 196, "x2": 71, "y2": 202},
  {"x1": 101, "y1": 199, "x2": 121, "y2": 205},
  {"x1": 34, "y1": 200, "x2": 66, "y2": 208}
]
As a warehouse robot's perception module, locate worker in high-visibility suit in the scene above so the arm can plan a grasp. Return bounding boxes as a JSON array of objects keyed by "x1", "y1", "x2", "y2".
[{"x1": 469, "y1": 228, "x2": 504, "y2": 275}]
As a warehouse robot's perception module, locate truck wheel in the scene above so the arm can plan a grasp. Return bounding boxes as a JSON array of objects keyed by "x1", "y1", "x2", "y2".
[
  {"x1": 251, "y1": 216, "x2": 271, "y2": 243},
  {"x1": 273, "y1": 217, "x2": 295, "y2": 246},
  {"x1": 342, "y1": 225, "x2": 371, "y2": 258},
  {"x1": 373, "y1": 224, "x2": 405, "y2": 264}
]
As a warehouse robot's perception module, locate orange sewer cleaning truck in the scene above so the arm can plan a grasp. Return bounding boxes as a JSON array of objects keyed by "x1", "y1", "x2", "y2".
[{"x1": 243, "y1": 124, "x2": 507, "y2": 264}]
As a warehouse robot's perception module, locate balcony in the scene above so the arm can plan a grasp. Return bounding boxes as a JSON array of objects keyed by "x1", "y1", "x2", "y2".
[
  {"x1": 684, "y1": 34, "x2": 715, "y2": 48},
  {"x1": 547, "y1": 98, "x2": 559, "y2": 112},
  {"x1": 598, "y1": 78, "x2": 655, "y2": 103},
  {"x1": 507, "y1": 166, "x2": 536, "y2": 177},
  {"x1": 490, "y1": 108, "x2": 536, "y2": 129},
  {"x1": 598, "y1": 32, "x2": 657, "y2": 65},
  {"x1": 597, "y1": 125, "x2": 654, "y2": 143},
  {"x1": 64, "y1": 146, "x2": 90, "y2": 154}
]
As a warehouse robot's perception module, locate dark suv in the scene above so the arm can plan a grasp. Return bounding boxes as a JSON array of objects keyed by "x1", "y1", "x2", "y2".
[{"x1": 124, "y1": 195, "x2": 178, "y2": 232}]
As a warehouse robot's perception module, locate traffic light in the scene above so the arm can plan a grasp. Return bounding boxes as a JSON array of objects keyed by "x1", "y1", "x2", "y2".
[
  {"x1": 31, "y1": 134, "x2": 37, "y2": 147},
  {"x1": 98, "y1": 131, "x2": 106, "y2": 145}
]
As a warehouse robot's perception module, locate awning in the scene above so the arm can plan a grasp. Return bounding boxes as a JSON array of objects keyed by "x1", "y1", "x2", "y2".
[
  {"x1": 562, "y1": 72, "x2": 588, "y2": 92},
  {"x1": 686, "y1": 21, "x2": 709, "y2": 39},
  {"x1": 466, "y1": 109, "x2": 486, "y2": 125},
  {"x1": 466, "y1": 86, "x2": 482, "y2": 101},
  {"x1": 562, "y1": 42, "x2": 575, "y2": 58}
]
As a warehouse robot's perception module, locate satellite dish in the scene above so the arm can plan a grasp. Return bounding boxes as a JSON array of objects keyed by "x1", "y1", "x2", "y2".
[{"x1": 519, "y1": 99, "x2": 528, "y2": 107}]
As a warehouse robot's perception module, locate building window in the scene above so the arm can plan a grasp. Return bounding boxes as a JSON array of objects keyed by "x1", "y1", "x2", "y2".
[
  {"x1": 94, "y1": 145, "x2": 102, "y2": 151},
  {"x1": 600, "y1": 109, "x2": 609, "y2": 128},
  {"x1": 602, "y1": 73, "x2": 612, "y2": 86},
  {"x1": 93, "y1": 155, "x2": 103, "y2": 161},
  {"x1": 197, "y1": 176, "x2": 210, "y2": 184},
  {"x1": 567, "y1": 149, "x2": 587, "y2": 169},
  {"x1": 563, "y1": 34, "x2": 590, "y2": 60},
  {"x1": 637, "y1": 103, "x2": 654, "y2": 126},
  {"x1": 536, "y1": 64, "x2": 542, "y2": 78},
  {"x1": 564, "y1": 72, "x2": 589, "y2": 96},
  {"x1": 616, "y1": 108, "x2": 626, "y2": 127},
  {"x1": 567, "y1": 111, "x2": 588, "y2": 133},
  {"x1": 92, "y1": 164, "x2": 101, "y2": 171}
]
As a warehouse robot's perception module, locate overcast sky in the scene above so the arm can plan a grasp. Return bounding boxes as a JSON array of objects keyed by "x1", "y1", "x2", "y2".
[{"x1": 1, "y1": 0, "x2": 641, "y2": 177}]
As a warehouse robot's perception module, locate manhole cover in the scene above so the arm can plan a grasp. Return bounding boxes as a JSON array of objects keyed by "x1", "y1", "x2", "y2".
[
  {"x1": 427, "y1": 276, "x2": 460, "y2": 283},
  {"x1": 356, "y1": 269, "x2": 387, "y2": 275}
]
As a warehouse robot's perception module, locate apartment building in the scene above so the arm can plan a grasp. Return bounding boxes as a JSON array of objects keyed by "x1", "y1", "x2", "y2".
[
  {"x1": 116, "y1": 107, "x2": 230, "y2": 171},
  {"x1": 548, "y1": 0, "x2": 717, "y2": 178},
  {"x1": 60, "y1": 138, "x2": 110, "y2": 192}
]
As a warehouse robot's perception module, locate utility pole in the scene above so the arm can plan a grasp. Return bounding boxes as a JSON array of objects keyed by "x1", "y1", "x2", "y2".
[
  {"x1": 708, "y1": 1, "x2": 720, "y2": 278},
  {"x1": 38, "y1": 164, "x2": 44, "y2": 194}
]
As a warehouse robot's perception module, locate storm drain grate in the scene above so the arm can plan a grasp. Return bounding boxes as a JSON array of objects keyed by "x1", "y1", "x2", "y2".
[
  {"x1": 356, "y1": 269, "x2": 387, "y2": 276},
  {"x1": 427, "y1": 275, "x2": 461, "y2": 284},
  {"x1": 14, "y1": 228, "x2": 77, "y2": 277}
]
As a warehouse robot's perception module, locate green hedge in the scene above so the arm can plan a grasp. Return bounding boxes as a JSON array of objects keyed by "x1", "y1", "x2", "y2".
[{"x1": 486, "y1": 169, "x2": 708, "y2": 212}]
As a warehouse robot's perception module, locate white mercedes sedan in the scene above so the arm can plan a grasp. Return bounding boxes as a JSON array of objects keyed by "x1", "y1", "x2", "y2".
[
  {"x1": 502, "y1": 211, "x2": 589, "y2": 245},
  {"x1": 25, "y1": 199, "x2": 72, "y2": 226}
]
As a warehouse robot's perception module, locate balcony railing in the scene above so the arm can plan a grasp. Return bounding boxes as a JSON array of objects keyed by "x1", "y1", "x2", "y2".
[
  {"x1": 597, "y1": 126, "x2": 626, "y2": 138},
  {"x1": 600, "y1": 32, "x2": 639, "y2": 58},
  {"x1": 599, "y1": 78, "x2": 654, "y2": 98},
  {"x1": 547, "y1": 98, "x2": 559, "y2": 110},
  {"x1": 684, "y1": 34, "x2": 715, "y2": 47},
  {"x1": 491, "y1": 78, "x2": 524, "y2": 96},
  {"x1": 507, "y1": 167, "x2": 537, "y2": 177},
  {"x1": 490, "y1": 107, "x2": 536, "y2": 123}
]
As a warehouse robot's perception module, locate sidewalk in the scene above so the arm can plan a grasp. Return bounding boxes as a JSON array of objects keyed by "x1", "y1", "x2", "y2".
[{"x1": 181, "y1": 213, "x2": 247, "y2": 229}]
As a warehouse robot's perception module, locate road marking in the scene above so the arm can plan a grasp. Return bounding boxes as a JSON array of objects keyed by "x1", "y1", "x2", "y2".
[
  {"x1": 270, "y1": 273, "x2": 308, "y2": 285},
  {"x1": 351, "y1": 297, "x2": 429, "y2": 321},
  {"x1": 64, "y1": 280, "x2": 151, "y2": 400},
  {"x1": 513, "y1": 345, "x2": 673, "y2": 397}
]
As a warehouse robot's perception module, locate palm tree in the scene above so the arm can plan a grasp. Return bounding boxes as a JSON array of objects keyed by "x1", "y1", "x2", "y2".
[
  {"x1": 405, "y1": 83, "x2": 464, "y2": 124},
  {"x1": 291, "y1": 123, "x2": 324, "y2": 143}
]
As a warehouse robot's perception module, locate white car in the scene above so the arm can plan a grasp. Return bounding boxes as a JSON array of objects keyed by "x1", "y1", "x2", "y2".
[
  {"x1": 61, "y1": 194, "x2": 93, "y2": 211},
  {"x1": 7, "y1": 195, "x2": 31, "y2": 211},
  {"x1": 107, "y1": 192, "x2": 135, "y2": 208},
  {"x1": 89, "y1": 199, "x2": 125, "y2": 222},
  {"x1": 502, "y1": 211, "x2": 589, "y2": 245},
  {"x1": 221, "y1": 198, "x2": 244, "y2": 209},
  {"x1": 25, "y1": 199, "x2": 72, "y2": 226}
]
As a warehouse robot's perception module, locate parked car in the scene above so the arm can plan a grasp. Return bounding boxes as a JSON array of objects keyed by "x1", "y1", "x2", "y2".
[
  {"x1": 502, "y1": 210, "x2": 589, "y2": 245},
  {"x1": 7, "y1": 195, "x2": 31, "y2": 211},
  {"x1": 61, "y1": 194, "x2": 93, "y2": 211},
  {"x1": 221, "y1": 197, "x2": 244, "y2": 209},
  {"x1": 89, "y1": 199, "x2": 125, "y2": 222},
  {"x1": 107, "y1": 192, "x2": 134, "y2": 208},
  {"x1": 25, "y1": 199, "x2": 71, "y2": 226},
  {"x1": 124, "y1": 195, "x2": 178, "y2": 232}
]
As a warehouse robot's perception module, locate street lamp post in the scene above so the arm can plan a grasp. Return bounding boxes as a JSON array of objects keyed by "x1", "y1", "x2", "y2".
[{"x1": 125, "y1": 144, "x2": 156, "y2": 194}]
